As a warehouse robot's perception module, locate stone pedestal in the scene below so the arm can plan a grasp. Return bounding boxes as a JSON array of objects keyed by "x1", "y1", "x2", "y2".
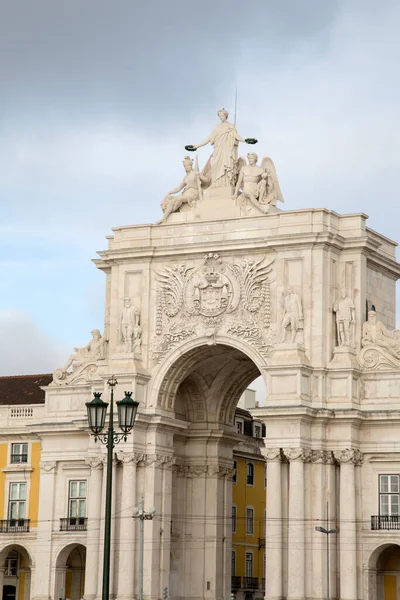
[{"x1": 329, "y1": 346, "x2": 359, "y2": 369}]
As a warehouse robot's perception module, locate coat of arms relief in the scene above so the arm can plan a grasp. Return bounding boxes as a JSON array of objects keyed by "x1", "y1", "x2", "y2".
[{"x1": 152, "y1": 252, "x2": 276, "y2": 362}]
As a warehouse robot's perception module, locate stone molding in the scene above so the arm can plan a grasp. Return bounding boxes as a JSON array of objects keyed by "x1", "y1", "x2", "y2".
[
  {"x1": 284, "y1": 448, "x2": 312, "y2": 462},
  {"x1": 116, "y1": 451, "x2": 144, "y2": 465},
  {"x1": 334, "y1": 449, "x2": 363, "y2": 466},
  {"x1": 39, "y1": 460, "x2": 57, "y2": 473}
]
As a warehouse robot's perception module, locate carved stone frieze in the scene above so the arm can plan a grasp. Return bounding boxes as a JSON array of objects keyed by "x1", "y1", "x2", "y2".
[
  {"x1": 152, "y1": 253, "x2": 275, "y2": 361},
  {"x1": 136, "y1": 453, "x2": 176, "y2": 468},
  {"x1": 334, "y1": 449, "x2": 363, "y2": 466},
  {"x1": 174, "y1": 463, "x2": 235, "y2": 478}
]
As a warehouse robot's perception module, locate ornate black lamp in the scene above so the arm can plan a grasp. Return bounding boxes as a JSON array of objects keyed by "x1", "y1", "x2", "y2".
[{"x1": 85, "y1": 377, "x2": 139, "y2": 600}]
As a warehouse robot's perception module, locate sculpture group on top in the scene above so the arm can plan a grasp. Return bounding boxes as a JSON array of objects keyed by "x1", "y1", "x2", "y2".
[{"x1": 157, "y1": 108, "x2": 284, "y2": 223}]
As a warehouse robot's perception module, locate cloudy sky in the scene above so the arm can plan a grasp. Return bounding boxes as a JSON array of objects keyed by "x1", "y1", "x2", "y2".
[{"x1": 1, "y1": 0, "x2": 399, "y2": 381}]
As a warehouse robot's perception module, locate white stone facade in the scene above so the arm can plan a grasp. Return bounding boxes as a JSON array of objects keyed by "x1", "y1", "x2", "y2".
[{"x1": 4, "y1": 197, "x2": 400, "y2": 600}]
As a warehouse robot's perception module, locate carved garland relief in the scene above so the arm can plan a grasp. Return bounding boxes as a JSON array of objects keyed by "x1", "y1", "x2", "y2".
[{"x1": 152, "y1": 252, "x2": 276, "y2": 362}]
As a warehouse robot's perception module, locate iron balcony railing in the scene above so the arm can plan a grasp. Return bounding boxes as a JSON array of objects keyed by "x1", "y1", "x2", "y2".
[
  {"x1": 243, "y1": 577, "x2": 259, "y2": 590},
  {"x1": 0, "y1": 519, "x2": 30, "y2": 533},
  {"x1": 60, "y1": 517, "x2": 88, "y2": 532},
  {"x1": 231, "y1": 576, "x2": 241, "y2": 590},
  {"x1": 371, "y1": 515, "x2": 400, "y2": 530}
]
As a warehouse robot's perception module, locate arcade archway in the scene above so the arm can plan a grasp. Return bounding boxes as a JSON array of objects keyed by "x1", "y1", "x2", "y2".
[
  {"x1": 367, "y1": 543, "x2": 400, "y2": 600},
  {"x1": 54, "y1": 544, "x2": 86, "y2": 600},
  {"x1": 157, "y1": 342, "x2": 263, "y2": 600},
  {"x1": 0, "y1": 545, "x2": 32, "y2": 600}
]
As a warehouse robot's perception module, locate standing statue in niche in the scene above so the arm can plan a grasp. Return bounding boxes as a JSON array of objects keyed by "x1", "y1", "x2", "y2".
[
  {"x1": 157, "y1": 157, "x2": 207, "y2": 224},
  {"x1": 280, "y1": 288, "x2": 303, "y2": 343},
  {"x1": 185, "y1": 108, "x2": 257, "y2": 188},
  {"x1": 120, "y1": 298, "x2": 142, "y2": 353},
  {"x1": 233, "y1": 152, "x2": 284, "y2": 214},
  {"x1": 362, "y1": 310, "x2": 400, "y2": 359},
  {"x1": 56, "y1": 329, "x2": 107, "y2": 378},
  {"x1": 333, "y1": 290, "x2": 356, "y2": 347}
]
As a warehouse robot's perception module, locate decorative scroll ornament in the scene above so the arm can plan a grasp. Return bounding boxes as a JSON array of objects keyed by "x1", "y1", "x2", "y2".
[
  {"x1": 39, "y1": 460, "x2": 57, "y2": 473},
  {"x1": 85, "y1": 455, "x2": 104, "y2": 470},
  {"x1": 334, "y1": 449, "x2": 363, "y2": 466},
  {"x1": 152, "y1": 252, "x2": 275, "y2": 361}
]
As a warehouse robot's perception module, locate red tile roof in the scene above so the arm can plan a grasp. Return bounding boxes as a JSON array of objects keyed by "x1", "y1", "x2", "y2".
[{"x1": 0, "y1": 374, "x2": 52, "y2": 405}]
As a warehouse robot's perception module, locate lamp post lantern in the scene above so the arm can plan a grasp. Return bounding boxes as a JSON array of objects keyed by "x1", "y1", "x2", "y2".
[
  {"x1": 315, "y1": 502, "x2": 339, "y2": 600},
  {"x1": 86, "y1": 376, "x2": 139, "y2": 600}
]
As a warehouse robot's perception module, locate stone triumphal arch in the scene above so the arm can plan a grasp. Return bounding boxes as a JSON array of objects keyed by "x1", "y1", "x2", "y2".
[{"x1": 42, "y1": 108, "x2": 400, "y2": 600}]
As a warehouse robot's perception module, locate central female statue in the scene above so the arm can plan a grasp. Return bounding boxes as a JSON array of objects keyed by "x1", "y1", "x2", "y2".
[{"x1": 189, "y1": 109, "x2": 254, "y2": 188}]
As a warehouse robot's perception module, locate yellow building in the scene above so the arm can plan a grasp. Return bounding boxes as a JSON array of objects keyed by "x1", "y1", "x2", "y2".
[{"x1": 232, "y1": 401, "x2": 266, "y2": 600}]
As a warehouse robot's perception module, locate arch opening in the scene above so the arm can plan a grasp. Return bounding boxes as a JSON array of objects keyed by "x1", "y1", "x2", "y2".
[
  {"x1": 0, "y1": 545, "x2": 32, "y2": 600},
  {"x1": 54, "y1": 544, "x2": 86, "y2": 600},
  {"x1": 368, "y1": 543, "x2": 400, "y2": 600},
  {"x1": 160, "y1": 343, "x2": 261, "y2": 426}
]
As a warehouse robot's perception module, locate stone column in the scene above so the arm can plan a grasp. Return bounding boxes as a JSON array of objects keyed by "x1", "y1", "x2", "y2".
[
  {"x1": 142, "y1": 453, "x2": 174, "y2": 600},
  {"x1": 84, "y1": 455, "x2": 104, "y2": 600},
  {"x1": 310, "y1": 450, "x2": 327, "y2": 600},
  {"x1": 159, "y1": 457, "x2": 176, "y2": 596},
  {"x1": 334, "y1": 449, "x2": 363, "y2": 600},
  {"x1": 31, "y1": 460, "x2": 57, "y2": 600},
  {"x1": 285, "y1": 448, "x2": 310, "y2": 600},
  {"x1": 115, "y1": 451, "x2": 142, "y2": 600},
  {"x1": 264, "y1": 449, "x2": 283, "y2": 600}
]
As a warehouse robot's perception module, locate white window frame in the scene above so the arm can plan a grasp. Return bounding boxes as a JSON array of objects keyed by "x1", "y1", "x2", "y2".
[
  {"x1": 68, "y1": 480, "x2": 87, "y2": 521},
  {"x1": 10, "y1": 443, "x2": 29, "y2": 465},
  {"x1": 245, "y1": 506, "x2": 254, "y2": 535},
  {"x1": 232, "y1": 504, "x2": 237, "y2": 533},
  {"x1": 246, "y1": 462, "x2": 254, "y2": 486},
  {"x1": 379, "y1": 474, "x2": 399, "y2": 516},
  {"x1": 5, "y1": 550, "x2": 18, "y2": 576},
  {"x1": 235, "y1": 418, "x2": 244, "y2": 435},
  {"x1": 8, "y1": 482, "x2": 27, "y2": 522},
  {"x1": 245, "y1": 550, "x2": 253, "y2": 578}
]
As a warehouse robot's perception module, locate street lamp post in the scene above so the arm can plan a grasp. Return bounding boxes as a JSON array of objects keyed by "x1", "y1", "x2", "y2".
[
  {"x1": 315, "y1": 502, "x2": 339, "y2": 600},
  {"x1": 86, "y1": 376, "x2": 139, "y2": 600}
]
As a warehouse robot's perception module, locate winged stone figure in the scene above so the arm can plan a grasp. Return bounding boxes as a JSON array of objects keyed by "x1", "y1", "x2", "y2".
[{"x1": 233, "y1": 152, "x2": 284, "y2": 214}]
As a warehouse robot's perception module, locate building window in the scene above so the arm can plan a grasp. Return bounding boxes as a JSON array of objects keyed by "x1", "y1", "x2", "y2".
[
  {"x1": 5, "y1": 551, "x2": 18, "y2": 576},
  {"x1": 380, "y1": 475, "x2": 399, "y2": 516},
  {"x1": 233, "y1": 460, "x2": 237, "y2": 483},
  {"x1": 232, "y1": 505, "x2": 237, "y2": 533},
  {"x1": 246, "y1": 507, "x2": 254, "y2": 535},
  {"x1": 254, "y1": 424, "x2": 261, "y2": 438},
  {"x1": 264, "y1": 464, "x2": 267, "y2": 488},
  {"x1": 69, "y1": 481, "x2": 87, "y2": 520},
  {"x1": 246, "y1": 462, "x2": 254, "y2": 486},
  {"x1": 231, "y1": 550, "x2": 236, "y2": 576},
  {"x1": 8, "y1": 483, "x2": 26, "y2": 521},
  {"x1": 235, "y1": 419, "x2": 244, "y2": 435},
  {"x1": 10, "y1": 443, "x2": 28, "y2": 464},
  {"x1": 245, "y1": 551, "x2": 253, "y2": 578}
]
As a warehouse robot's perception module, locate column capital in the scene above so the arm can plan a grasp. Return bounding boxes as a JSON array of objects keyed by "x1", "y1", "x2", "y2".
[
  {"x1": 138, "y1": 453, "x2": 176, "y2": 468},
  {"x1": 284, "y1": 447, "x2": 311, "y2": 462},
  {"x1": 85, "y1": 455, "x2": 104, "y2": 470},
  {"x1": 39, "y1": 460, "x2": 57, "y2": 473},
  {"x1": 310, "y1": 450, "x2": 335, "y2": 464},
  {"x1": 116, "y1": 451, "x2": 145, "y2": 465},
  {"x1": 262, "y1": 447, "x2": 283, "y2": 462},
  {"x1": 334, "y1": 448, "x2": 363, "y2": 465}
]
